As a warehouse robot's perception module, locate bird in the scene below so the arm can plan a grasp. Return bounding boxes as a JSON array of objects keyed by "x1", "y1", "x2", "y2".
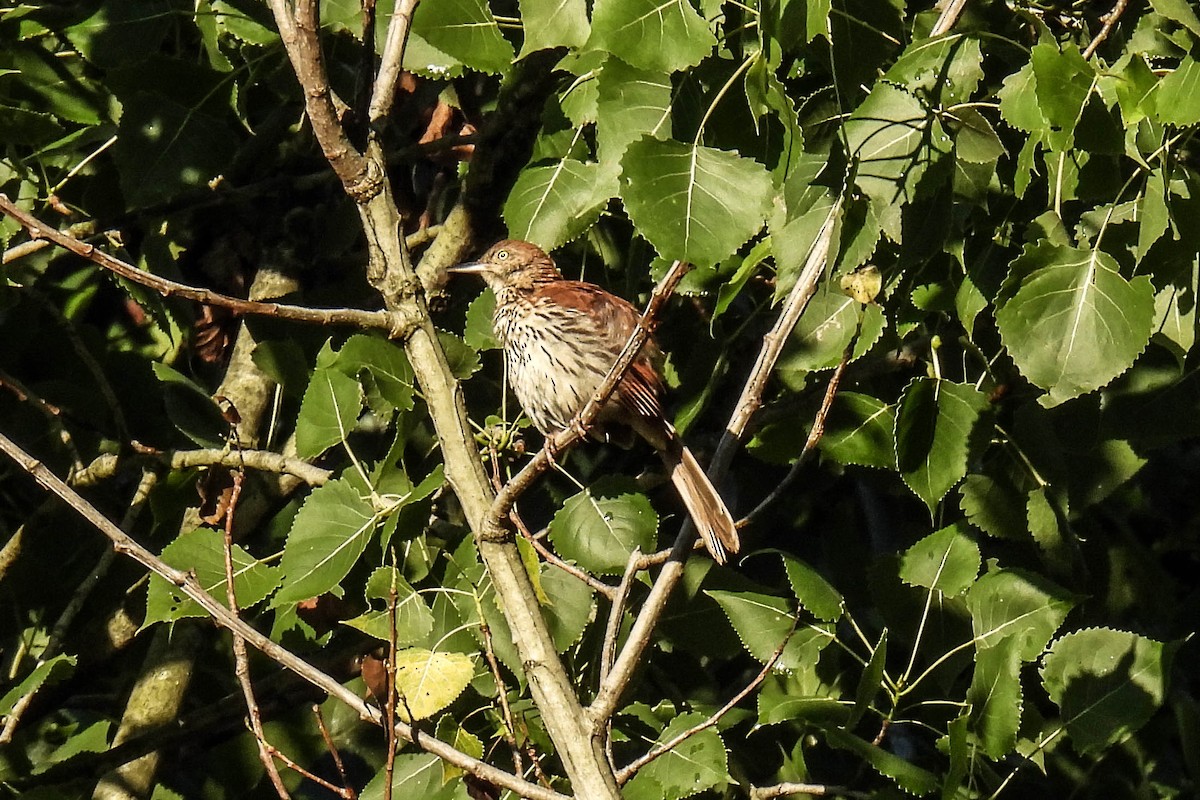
[{"x1": 450, "y1": 239, "x2": 740, "y2": 564}]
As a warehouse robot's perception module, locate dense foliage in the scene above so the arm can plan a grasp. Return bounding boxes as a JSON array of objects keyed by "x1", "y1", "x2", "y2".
[{"x1": 1, "y1": 0, "x2": 1198, "y2": 798}]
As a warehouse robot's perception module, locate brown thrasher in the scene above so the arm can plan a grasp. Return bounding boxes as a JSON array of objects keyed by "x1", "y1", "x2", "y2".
[{"x1": 451, "y1": 240, "x2": 740, "y2": 564}]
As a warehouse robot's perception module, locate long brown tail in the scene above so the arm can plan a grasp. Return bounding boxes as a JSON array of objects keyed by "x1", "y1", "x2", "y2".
[{"x1": 662, "y1": 438, "x2": 740, "y2": 565}]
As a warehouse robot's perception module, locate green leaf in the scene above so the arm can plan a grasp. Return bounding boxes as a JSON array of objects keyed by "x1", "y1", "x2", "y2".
[
  {"x1": 334, "y1": 335, "x2": 415, "y2": 413},
  {"x1": 596, "y1": 59, "x2": 673, "y2": 163},
  {"x1": 967, "y1": 567, "x2": 1074, "y2": 660},
  {"x1": 114, "y1": 83, "x2": 239, "y2": 208},
  {"x1": 1156, "y1": 56, "x2": 1200, "y2": 127},
  {"x1": 620, "y1": 137, "x2": 773, "y2": 267},
  {"x1": 411, "y1": 0, "x2": 513, "y2": 74},
  {"x1": 899, "y1": 523, "x2": 980, "y2": 596},
  {"x1": 953, "y1": 107, "x2": 1006, "y2": 164},
  {"x1": 295, "y1": 367, "x2": 363, "y2": 459},
  {"x1": 959, "y1": 473, "x2": 1027, "y2": 540},
  {"x1": 995, "y1": 242, "x2": 1155, "y2": 406},
  {"x1": 825, "y1": 728, "x2": 939, "y2": 795},
  {"x1": 503, "y1": 160, "x2": 616, "y2": 250},
  {"x1": 274, "y1": 479, "x2": 378, "y2": 604},
  {"x1": 967, "y1": 637, "x2": 1023, "y2": 758},
  {"x1": 517, "y1": 0, "x2": 589, "y2": 57},
  {"x1": 997, "y1": 63, "x2": 1045, "y2": 133},
  {"x1": 843, "y1": 83, "x2": 937, "y2": 240},
  {"x1": 848, "y1": 631, "x2": 887, "y2": 729},
  {"x1": 64, "y1": 1, "x2": 174, "y2": 68},
  {"x1": 707, "y1": 590, "x2": 834, "y2": 669},
  {"x1": 146, "y1": 528, "x2": 280, "y2": 626},
  {"x1": 885, "y1": 34, "x2": 983, "y2": 106},
  {"x1": 818, "y1": 392, "x2": 896, "y2": 469},
  {"x1": 623, "y1": 712, "x2": 730, "y2": 800},
  {"x1": 541, "y1": 563, "x2": 597, "y2": 652},
  {"x1": 393, "y1": 648, "x2": 476, "y2": 721},
  {"x1": 1150, "y1": 0, "x2": 1200, "y2": 35},
  {"x1": 548, "y1": 477, "x2": 657, "y2": 574},
  {"x1": 150, "y1": 362, "x2": 228, "y2": 447},
  {"x1": 0, "y1": 655, "x2": 76, "y2": 715},
  {"x1": 1030, "y1": 42, "x2": 1095, "y2": 142},
  {"x1": 438, "y1": 330, "x2": 482, "y2": 379},
  {"x1": 777, "y1": 289, "x2": 860, "y2": 373},
  {"x1": 783, "y1": 554, "x2": 844, "y2": 621},
  {"x1": 1042, "y1": 629, "x2": 1174, "y2": 755},
  {"x1": 464, "y1": 289, "x2": 499, "y2": 351},
  {"x1": 895, "y1": 379, "x2": 989, "y2": 513},
  {"x1": 341, "y1": 568, "x2": 435, "y2": 645},
  {"x1": 588, "y1": 0, "x2": 716, "y2": 73},
  {"x1": 361, "y1": 753, "x2": 469, "y2": 800}
]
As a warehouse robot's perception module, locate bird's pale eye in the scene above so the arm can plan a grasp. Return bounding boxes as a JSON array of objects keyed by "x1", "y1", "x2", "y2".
[{"x1": 496, "y1": 249, "x2": 509, "y2": 261}]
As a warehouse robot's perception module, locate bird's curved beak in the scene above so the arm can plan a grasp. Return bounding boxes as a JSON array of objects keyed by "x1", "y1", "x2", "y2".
[{"x1": 447, "y1": 262, "x2": 489, "y2": 275}]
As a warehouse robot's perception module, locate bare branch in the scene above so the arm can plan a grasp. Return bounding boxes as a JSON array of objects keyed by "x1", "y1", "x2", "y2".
[
  {"x1": 750, "y1": 782, "x2": 871, "y2": 799},
  {"x1": 0, "y1": 196, "x2": 414, "y2": 336},
  {"x1": 266, "y1": 0, "x2": 380, "y2": 200},
  {"x1": 370, "y1": 0, "x2": 421, "y2": 123},
  {"x1": 1083, "y1": 0, "x2": 1131, "y2": 59},
  {"x1": 221, "y1": 467, "x2": 290, "y2": 798},
  {"x1": 930, "y1": 0, "x2": 968, "y2": 37},
  {"x1": 0, "y1": 431, "x2": 570, "y2": 800}
]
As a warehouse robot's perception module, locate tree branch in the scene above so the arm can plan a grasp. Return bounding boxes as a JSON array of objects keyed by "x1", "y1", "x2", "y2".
[
  {"x1": 369, "y1": 0, "x2": 421, "y2": 124},
  {"x1": 0, "y1": 196, "x2": 414, "y2": 336},
  {"x1": 0, "y1": 431, "x2": 570, "y2": 800}
]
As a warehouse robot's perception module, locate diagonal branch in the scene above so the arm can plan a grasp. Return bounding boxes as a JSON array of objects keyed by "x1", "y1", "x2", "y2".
[
  {"x1": 591, "y1": 197, "x2": 843, "y2": 729},
  {"x1": 0, "y1": 431, "x2": 569, "y2": 800}
]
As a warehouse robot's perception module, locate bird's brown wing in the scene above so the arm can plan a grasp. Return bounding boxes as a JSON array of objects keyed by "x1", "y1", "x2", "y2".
[{"x1": 539, "y1": 280, "x2": 666, "y2": 429}]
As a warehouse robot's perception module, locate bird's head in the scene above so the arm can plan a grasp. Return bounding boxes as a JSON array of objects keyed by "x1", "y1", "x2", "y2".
[{"x1": 448, "y1": 239, "x2": 562, "y2": 291}]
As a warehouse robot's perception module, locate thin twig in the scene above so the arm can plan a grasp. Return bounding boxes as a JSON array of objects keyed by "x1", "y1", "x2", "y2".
[
  {"x1": 0, "y1": 196, "x2": 412, "y2": 336},
  {"x1": 1083, "y1": 0, "x2": 1130, "y2": 59},
  {"x1": 478, "y1": 597, "x2": 526, "y2": 775},
  {"x1": 601, "y1": 548, "x2": 641, "y2": 767},
  {"x1": 0, "y1": 367, "x2": 83, "y2": 474},
  {"x1": 384, "y1": 570, "x2": 399, "y2": 800},
  {"x1": 0, "y1": 431, "x2": 571, "y2": 800},
  {"x1": 614, "y1": 615, "x2": 797, "y2": 784},
  {"x1": 737, "y1": 344, "x2": 851, "y2": 529},
  {"x1": 313, "y1": 704, "x2": 356, "y2": 799},
  {"x1": 750, "y1": 782, "x2": 871, "y2": 799},
  {"x1": 71, "y1": 448, "x2": 332, "y2": 489},
  {"x1": 369, "y1": 0, "x2": 421, "y2": 124},
  {"x1": 264, "y1": 742, "x2": 355, "y2": 798}
]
